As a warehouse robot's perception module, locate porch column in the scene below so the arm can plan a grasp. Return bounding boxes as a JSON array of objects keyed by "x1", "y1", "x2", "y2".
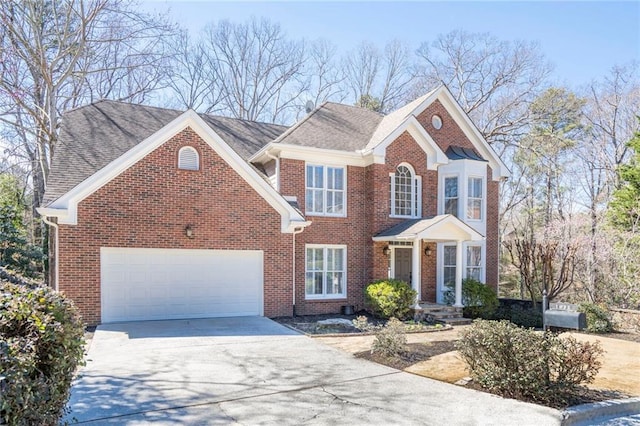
[
  {"x1": 454, "y1": 240, "x2": 463, "y2": 307},
  {"x1": 411, "y1": 240, "x2": 421, "y2": 306}
]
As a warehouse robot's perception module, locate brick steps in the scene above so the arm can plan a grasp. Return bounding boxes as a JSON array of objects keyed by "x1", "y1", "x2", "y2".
[{"x1": 418, "y1": 303, "x2": 472, "y2": 326}]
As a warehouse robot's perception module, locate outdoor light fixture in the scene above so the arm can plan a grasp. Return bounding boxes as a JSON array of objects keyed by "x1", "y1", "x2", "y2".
[
  {"x1": 185, "y1": 225, "x2": 194, "y2": 238},
  {"x1": 382, "y1": 245, "x2": 391, "y2": 256},
  {"x1": 424, "y1": 246, "x2": 432, "y2": 257}
]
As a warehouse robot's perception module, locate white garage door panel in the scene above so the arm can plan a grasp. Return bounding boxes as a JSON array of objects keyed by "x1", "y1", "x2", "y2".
[{"x1": 101, "y1": 248, "x2": 263, "y2": 323}]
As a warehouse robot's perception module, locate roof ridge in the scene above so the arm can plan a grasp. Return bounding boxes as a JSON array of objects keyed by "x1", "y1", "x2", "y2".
[
  {"x1": 322, "y1": 101, "x2": 385, "y2": 116},
  {"x1": 202, "y1": 112, "x2": 288, "y2": 129}
]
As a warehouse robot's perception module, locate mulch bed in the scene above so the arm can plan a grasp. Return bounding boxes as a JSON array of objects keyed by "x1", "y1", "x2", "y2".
[
  {"x1": 355, "y1": 340, "x2": 457, "y2": 370},
  {"x1": 273, "y1": 312, "x2": 446, "y2": 335}
]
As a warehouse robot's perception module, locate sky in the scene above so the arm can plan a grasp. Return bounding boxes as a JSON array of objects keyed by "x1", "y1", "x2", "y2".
[{"x1": 143, "y1": 1, "x2": 640, "y2": 87}]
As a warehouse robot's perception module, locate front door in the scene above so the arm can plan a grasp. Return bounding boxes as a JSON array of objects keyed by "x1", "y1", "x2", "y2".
[{"x1": 394, "y1": 247, "x2": 412, "y2": 284}]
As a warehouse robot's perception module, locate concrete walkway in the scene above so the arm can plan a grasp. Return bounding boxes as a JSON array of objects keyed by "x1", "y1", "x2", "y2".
[{"x1": 66, "y1": 318, "x2": 561, "y2": 425}]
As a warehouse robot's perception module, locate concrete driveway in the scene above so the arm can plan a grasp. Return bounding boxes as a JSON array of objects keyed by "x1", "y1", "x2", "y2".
[{"x1": 66, "y1": 317, "x2": 561, "y2": 425}]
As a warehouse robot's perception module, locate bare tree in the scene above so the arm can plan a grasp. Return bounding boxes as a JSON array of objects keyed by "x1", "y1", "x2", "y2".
[
  {"x1": 574, "y1": 63, "x2": 640, "y2": 302},
  {"x1": 413, "y1": 30, "x2": 551, "y2": 151},
  {"x1": 343, "y1": 40, "x2": 413, "y2": 113},
  {"x1": 0, "y1": 0, "x2": 176, "y2": 210},
  {"x1": 164, "y1": 30, "x2": 220, "y2": 112},
  {"x1": 504, "y1": 220, "x2": 582, "y2": 304},
  {"x1": 202, "y1": 17, "x2": 306, "y2": 123},
  {"x1": 303, "y1": 39, "x2": 346, "y2": 107}
]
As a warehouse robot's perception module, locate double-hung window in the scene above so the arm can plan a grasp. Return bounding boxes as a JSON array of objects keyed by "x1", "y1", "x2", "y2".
[
  {"x1": 305, "y1": 245, "x2": 346, "y2": 299},
  {"x1": 390, "y1": 164, "x2": 421, "y2": 218},
  {"x1": 466, "y1": 246, "x2": 483, "y2": 281},
  {"x1": 444, "y1": 176, "x2": 459, "y2": 217},
  {"x1": 443, "y1": 245, "x2": 457, "y2": 289},
  {"x1": 467, "y1": 177, "x2": 483, "y2": 220},
  {"x1": 305, "y1": 165, "x2": 345, "y2": 216}
]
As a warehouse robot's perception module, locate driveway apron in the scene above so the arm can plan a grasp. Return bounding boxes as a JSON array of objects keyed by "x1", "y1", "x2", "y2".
[{"x1": 66, "y1": 317, "x2": 561, "y2": 425}]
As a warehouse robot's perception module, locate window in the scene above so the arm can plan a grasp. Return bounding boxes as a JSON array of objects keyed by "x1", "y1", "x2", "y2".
[
  {"x1": 444, "y1": 176, "x2": 458, "y2": 217},
  {"x1": 466, "y1": 246, "x2": 482, "y2": 281},
  {"x1": 391, "y1": 164, "x2": 421, "y2": 217},
  {"x1": 305, "y1": 165, "x2": 345, "y2": 216},
  {"x1": 431, "y1": 115, "x2": 443, "y2": 130},
  {"x1": 305, "y1": 246, "x2": 346, "y2": 299},
  {"x1": 178, "y1": 146, "x2": 199, "y2": 171},
  {"x1": 467, "y1": 177, "x2": 483, "y2": 220},
  {"x1": 443, "y1": 245, "x2": 457, "y2": 289}
]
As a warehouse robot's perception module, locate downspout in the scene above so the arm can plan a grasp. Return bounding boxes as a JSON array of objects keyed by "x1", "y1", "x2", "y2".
[
  {"x1": 292, "y1": 226, "x2": 305, "y2": 317},
  {"x1": 40, "y1": 215, "x2": 59, "y2": 291}
]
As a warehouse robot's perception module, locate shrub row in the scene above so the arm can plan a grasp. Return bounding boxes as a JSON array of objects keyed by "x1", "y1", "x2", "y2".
[{"x1": 0, "y1": 281, "x2": 85, "y2": 425}]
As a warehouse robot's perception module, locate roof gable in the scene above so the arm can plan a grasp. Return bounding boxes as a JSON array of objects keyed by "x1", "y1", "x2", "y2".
[
  {"x1": 40, "y1": 110, "x2": 308, "y2": 233},
  {"x1": 44, "y1": 101, "x2": 286, "y2": 206}
]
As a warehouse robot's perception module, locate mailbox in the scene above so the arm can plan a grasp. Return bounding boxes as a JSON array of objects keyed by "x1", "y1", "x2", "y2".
[{"x1": 544, "y1": 310, "x2": 587, "y2": 331}]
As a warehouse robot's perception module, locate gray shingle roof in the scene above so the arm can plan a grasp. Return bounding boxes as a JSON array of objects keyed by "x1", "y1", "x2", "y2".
[
  {"x1": 274, "y1": 102, "x2": 384, "y2": 151},
  {"x1": 43, "y1": 101, "x2": 287, "y2": 206},
  {"x1": 374, "y1": 217, "x2": 443, "y2": 239}
]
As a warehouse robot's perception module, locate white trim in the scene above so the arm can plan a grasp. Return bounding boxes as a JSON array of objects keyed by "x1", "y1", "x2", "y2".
[
  {"x1": 436, "y1": 240, "x2": 487, "y2": 301},
  {"x1": 304, "y1": 163, "x2": 347, "y2": 217},
  {"x1": 466, "y1": 175, "x2": 484, "y2": 221},
  {"x1": 441, "y1": 174, "x2": 460, "y2": 217},
  {"x1": 43, "y1": 110, "x2": 309, "y2": 233},
  {"x1": 252, "y1": 143, "x2": 373, "y2": 167},
  {"x1": 304, "y1": 244, "x2": 347, "y2": 300},
  {"x1": 436, "y1": 88, "x2": 510, "y2": 181},
  {"x1": 372, "y1": 214, "x2": 484, "y2": 243},
  {"x1": 369, "y1": 116, "x2": 448, "y2": 169},
  {"x1": 390, "y1": 163, "x2": 421, "y2": 219}
]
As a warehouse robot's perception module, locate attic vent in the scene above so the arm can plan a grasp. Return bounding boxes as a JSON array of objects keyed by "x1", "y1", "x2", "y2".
[{"x1": 178, "y1": 146, "x2": 199, "y2": 171}]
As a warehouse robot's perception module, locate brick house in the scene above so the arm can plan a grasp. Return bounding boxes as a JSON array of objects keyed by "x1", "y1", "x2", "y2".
[{"x1": 38, "y1": 85, "x2": 509, "y2": 325}]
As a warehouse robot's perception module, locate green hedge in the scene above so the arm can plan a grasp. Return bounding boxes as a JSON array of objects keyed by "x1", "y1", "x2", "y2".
[
  {"x1": 578, "y1": 302, "x2": 613, "y2": 333},
  {"x1": 365, "y1": 279, "x2": 417, "y2": 320},
  {"x1": 0, "y1": 281, "x2": 85, "y2": 425},
  {"x1": 444, "y1": 278, "x2": 498, "y2": 319}
]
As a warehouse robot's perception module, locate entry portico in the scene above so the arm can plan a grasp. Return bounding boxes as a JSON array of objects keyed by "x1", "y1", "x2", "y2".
[{"x1": 373, "y1": 214, "x2": 484, "y2": 307}]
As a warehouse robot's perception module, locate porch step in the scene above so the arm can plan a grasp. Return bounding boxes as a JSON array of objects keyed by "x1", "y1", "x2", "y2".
[
  {"x1": 437, "y1": 317, "x2": 473, "y2": 326},
  {"x1": 417, "y1": 303, "x2": 471, "y2": 326}
]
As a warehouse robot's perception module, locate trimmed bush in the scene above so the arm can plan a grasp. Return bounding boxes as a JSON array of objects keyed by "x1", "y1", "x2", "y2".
[
  {"x1": 444, "y1": 278, "x2": 498, "y2": 319},
  {"x1": 365, "y1": 279, "x2": 417, "y2": 320},
  {"x1": 493, "y1": 304, "x2": 543, "y2": 328},
  {"x1": 371, "y1": 317, "x2": 407, "y2": 357},
  {"x1": 578, "y1": 302, "x2": 613, "y2": 333},
  {"x1": 457, "y1": 320, "x2": 603, "y2": 404},
  {"x1": 0, "y1": 281, "x2": 85, "y2": 425}
]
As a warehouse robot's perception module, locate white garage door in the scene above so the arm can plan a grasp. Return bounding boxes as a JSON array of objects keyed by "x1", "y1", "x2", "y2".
[{"x1": 101, "y1": 248, "x2": 263, "y2": 323}]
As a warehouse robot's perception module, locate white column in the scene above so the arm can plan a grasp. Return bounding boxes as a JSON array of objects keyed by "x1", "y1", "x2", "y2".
[
  {"x1": 412, "y1": 240, "x2": 421, "y2": 307},
  {"x1": 454, "y1": 240, "x2": 463, "y2": 307}
]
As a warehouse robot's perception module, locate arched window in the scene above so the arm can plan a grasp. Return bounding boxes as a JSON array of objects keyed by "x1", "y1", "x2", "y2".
[
  {"x1": 390, "y1": 163, "x2": 421, "y2": 217},
  {"x1": 178, "y1": 146, "x2": 199, "y2": 171}
]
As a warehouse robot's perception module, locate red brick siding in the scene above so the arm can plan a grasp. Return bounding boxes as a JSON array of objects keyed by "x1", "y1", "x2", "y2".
[
  {"x1": 281, "y1": 159, "x2": 372, "y2": 314},
  {"x1": 416, "y1": 99, "x2": 476, "y2": 153},
  {"x1": 57, "y1": 127, "x2": 293, "y2": 325}
]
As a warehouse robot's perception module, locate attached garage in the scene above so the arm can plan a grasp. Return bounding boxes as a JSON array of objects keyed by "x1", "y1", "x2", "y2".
[{"x1": 100, "y1": 248, "x2": 264, "y2": 323}]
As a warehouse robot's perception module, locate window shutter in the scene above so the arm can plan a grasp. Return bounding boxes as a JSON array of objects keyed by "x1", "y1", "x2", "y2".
[{"x1": 178, "y1": 147, "x2": 199, "y2": 171}]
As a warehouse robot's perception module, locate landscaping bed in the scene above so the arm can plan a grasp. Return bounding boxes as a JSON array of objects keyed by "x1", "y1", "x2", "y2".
[
  {"x1": 355, "y1": 340, "x2": 457, "y2": 370},
  {"x1": 273, "y1": 313, "x2": 450, "y2": 335},
  {"x1": 353, "y1": 337, "x2": 631, "y2": 409}
]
